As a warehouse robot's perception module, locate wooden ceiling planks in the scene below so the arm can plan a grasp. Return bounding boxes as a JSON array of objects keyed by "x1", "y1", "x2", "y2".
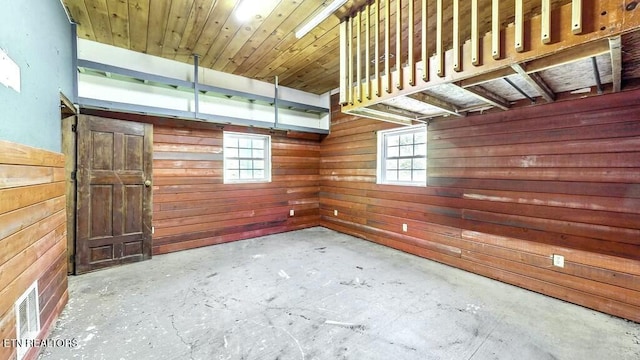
[
  {"x1": 105, "y1": 0, "x2": 130, "y2": 49},
  {"x1": 63, "y1": 0, "x2": 602, "y2": 95},
  {"x1": 128, "y1": 0, "x2": 150, "y2": 53}
]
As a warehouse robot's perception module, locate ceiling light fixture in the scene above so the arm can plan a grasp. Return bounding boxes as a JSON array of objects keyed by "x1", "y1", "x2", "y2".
[
  {"x1": 295, "y1": 0, "x2": 348, "y2": 39},
  {"x1": 235, "y1": 0, "x2": 261, "y2": 22}
]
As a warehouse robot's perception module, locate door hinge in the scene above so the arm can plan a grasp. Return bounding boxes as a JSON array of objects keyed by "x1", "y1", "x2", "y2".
[
  {"x1": 71, "y1": 124, "x2": 77, "y2": 132},
  {"x1": 71, "y1": 171, "x2": 76, "y2": 180}
]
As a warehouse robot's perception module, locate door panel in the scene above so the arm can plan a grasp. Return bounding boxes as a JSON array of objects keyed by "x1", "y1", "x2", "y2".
[{"x1": 76, "y1": 115, "x2": 153, "y2": 274}]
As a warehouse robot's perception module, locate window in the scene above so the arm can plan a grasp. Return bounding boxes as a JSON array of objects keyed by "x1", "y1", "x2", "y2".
[
  {"x1": 377, "y1": 124, "x2": 427, "y2": 186},
  {"x1": 15, "y1": 282, "x2": 40, "y2": 360},
  {"x1": 223, "y1": 132, "x2": 271, "y2": 183}
]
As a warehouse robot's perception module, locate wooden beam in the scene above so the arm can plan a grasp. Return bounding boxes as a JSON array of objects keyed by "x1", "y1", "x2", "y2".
[
  {"x1": 375, "y1": 0, "x2": 381, "y2": 96},
  {"x1": 458, "y1": 85, "x2": 511, "y2": 110},
  {"x1": 408, "y1": 0, "x2": 415, "y2": 86},
  {"x1": 526, "y1": 38, "x2": 610, "y2": 73},
  {"x1": 471, "y1": 0, "x2": 479, "y2": 66},
  {"x1": 572, "y1": 0, "x2": 582, "y2": 35},
  {"x1": 407, "y1": 92, "x2": 465, "y2": 117},
  {"x1": 436, "y1": 0, "x2": 444, "y2": 77},
  {"x1": 609, "y1": 36, "x2": 622, "y2": 92},
  {"x1": 348, "y1": 17, "x2": 354, "y2": 105},
  {"x1": 515, "y1": 0, "x2": 524, "y2": 52},
  {"x1": 453, "y1": 0, "x2": 461, "y2": 71},
  {"x1": 542, "y1": 0, "x2": 551, "y2": 44},
  {"x1": 356, "y1": 10, "x2": 362, "y2": 103},
  {"x1": 511, "y1": 63, "x2": 556, "y2": 102},
  {"x1": 365, "y1": 4, "x2": 371, "y2": 100},
  {"x1": 421, "y1": 0, "x2": 428, "y2": 81},
  {"x1": 369, "y1": 103, "x2": 423, "y2": 119},
  {"x1": 385, "y1": 0, "x2": 391, "y2": 92},
  {"x1": 492, "y1": 0, "x2": 500, "y2": 59},
  {"x1": 459, "y1": 67, "x2": 516, "y2": 87},
  {"x1": 339, "y1": 21, "x2": 348, "y2": 105},
  {"x1": 396, "y1": 0, "x2": 403, "y2": 89}
]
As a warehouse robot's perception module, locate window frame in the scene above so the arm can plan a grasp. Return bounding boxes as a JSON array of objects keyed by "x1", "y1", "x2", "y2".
[
  {"x1": 223, "y1": 131, "x2": 272, "y2": 184},
  {"x1": 376, "y1": 124, "x2": 427, "y2": 187}
]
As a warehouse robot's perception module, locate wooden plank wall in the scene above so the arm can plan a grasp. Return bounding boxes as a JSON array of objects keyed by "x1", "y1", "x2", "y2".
[
  {"x1": 151, "y1": 123, "x2": 321, "y2": 254},
  {"x1": 0, "y1": 140, "x2": 68, "y2": 360},
  {"x1": 320, "y1": 89, "x2": 640, "y2": 322}
]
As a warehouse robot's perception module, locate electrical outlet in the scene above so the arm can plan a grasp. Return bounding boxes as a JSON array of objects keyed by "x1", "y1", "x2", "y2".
[
  {"x1": 402, "y1": 223, "x2": 408, "y2": 232},
  {"x1": 334, "y1": 209, "x2": 338, "y2": 216},
  {"x1": 289, "y1": 209, "x2": 295, "y2": 216},
  {"x1": 152, "y1": 226, "x2": 155, "y2": 234},
  {"x1": 552, "y1": 254, "x2": 565, "y2": 268}
]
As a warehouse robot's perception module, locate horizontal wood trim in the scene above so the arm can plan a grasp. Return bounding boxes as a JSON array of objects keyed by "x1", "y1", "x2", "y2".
[{"x1": 0, "y1": 182, "x2": 65, "y2": 215}]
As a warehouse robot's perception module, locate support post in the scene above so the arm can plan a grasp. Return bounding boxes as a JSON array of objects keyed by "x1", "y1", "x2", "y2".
[{"x1": 194, "y1": 54, "x2": 200, "y2": 118}]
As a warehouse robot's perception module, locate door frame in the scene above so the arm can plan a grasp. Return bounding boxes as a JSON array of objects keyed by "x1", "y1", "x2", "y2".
[{"x1": 60, "y1": 93, "x2": 78, "y2": 275}]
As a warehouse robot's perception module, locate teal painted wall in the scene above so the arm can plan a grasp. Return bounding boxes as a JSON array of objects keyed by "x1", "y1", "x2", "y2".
[{"x1": 0, "y1": 0, "x2": 73, "y2": 152}]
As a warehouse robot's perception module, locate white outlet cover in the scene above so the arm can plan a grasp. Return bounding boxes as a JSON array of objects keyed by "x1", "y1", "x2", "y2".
[
  {"x1": 334, "y1": 210, "x2": 338, "y2": 216},
  {"x1": 553, "y1": 254, "x2": 565, "y2": 268},
  {"x1": 289, "y1": 209, "x2": 294, "y2": 216},
  {"x1": 402, "y1": 224, "x2": 408, "y2": 232}
]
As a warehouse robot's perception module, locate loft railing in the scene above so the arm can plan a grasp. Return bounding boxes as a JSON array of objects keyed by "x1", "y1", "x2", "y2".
[{"x1": 339, "y1": 0, "x2": 640, "y2": 118}]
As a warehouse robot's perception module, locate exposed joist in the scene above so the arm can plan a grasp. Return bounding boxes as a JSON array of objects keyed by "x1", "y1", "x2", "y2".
[
  {"x1": 459, "y1": 67, "x2": 516, "y2": 87},
  {"x1": 369, "y1": 103, "x2": 423, "y2": 119},
  {"x1": 609, "y1": 36, "x2": 622, "y2": 92},
  {"x1": 511, "y1": 63, "x2": 556, "y2": 102},
  {"x1": 525, "y1": 38, "x2": 610, "y2": 73},
  {"x1": 458, "y1": 85, "x2": 511, "y2": 110},
  {"x1": 407, "y1": 92, "x2": 465, "y2": 117}
]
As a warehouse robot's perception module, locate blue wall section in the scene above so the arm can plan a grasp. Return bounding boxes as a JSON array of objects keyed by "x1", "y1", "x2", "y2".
[{"x1": 0, "y1": 0, "x2": 73, "y2": 152}]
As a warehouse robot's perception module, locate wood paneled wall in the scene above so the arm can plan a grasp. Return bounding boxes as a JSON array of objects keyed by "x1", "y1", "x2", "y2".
[
  {"x1": 81, "y1": 110, "x2": 322, "y2": 255},
  {"x1": 152, "y1": 123, "x2": 321, "y2": 254},
  {"x1": 0, "y1": 140, "x2": 68, "y2": 360},
  {"x1": 320, "y1": 90, "x2": 640, "y2": 322}
]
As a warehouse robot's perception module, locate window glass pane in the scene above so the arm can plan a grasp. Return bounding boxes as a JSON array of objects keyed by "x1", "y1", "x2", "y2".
[
  {"x1": 387, "y1": 135, "x2": 399, "y2": 146},
  {"x1": 399, "y1": 133, "x2": 413, "y2": 145},
  {"x1": 399, "y1": 159, "x2": 412, "y2": 169},
  {"x1": 238, "y1": 138, "x2": 251, "y2": 148},
  {"x1": 413, "y1": 158, "x2": 426, "y2": 170},
  {"x1": 239, "y1": 148, "x2": 252, "y2": 158},
  {"x1": 398, "y1": 170, "x2": 412, "y2": 181},
  {"x1": 253, "y1": 149, "x2": 264, "y2": 158},
  {"x1": 254, "y1": 170, "x2": 265, "y2": 179},
  {"x1": 414, "y1": 131, "x2": 426, "y2": 144},
  {"x1": 226, "y1": 148, "x2": 238, "y2": 158},
  {"x1": 240, "y1": 160, "x2": 252, "y2": 169},
  {"x1": 253, "y1": 160, "x2": 264, "y2": 170},
  {"x1": 252, "y1": 139, "x2": 265, "y2": 149},
  {"x1": 414, "y1": 144, "x2": 426, "y2": 156},
  {"x1": 227, "y1": 137, "x2": 239, "y2": 147},
  {"x1": 226, "y1": 170, "x2": 239, "y2": 180},
  {"x1": 386, "y1": 159, "x2": 398, "y2": 170},
  {"x1": 227, "y1": 160, "x2": 239, "y2": 169},
  {"x1": 387, "y1": 146, "x2": 399, "y2": 158},
  {"x1": 386, "y1": 170, "x2": 398, "y2": 181},
  {"x1": 399, "y1": 145, "x2": 413, "y2": 157},
  {"x1": 240, "y1": 170, "x2": 253, "y2": 179},
  {"x1": 413, "y1": 170, "x2": 427, "y2": 182}
]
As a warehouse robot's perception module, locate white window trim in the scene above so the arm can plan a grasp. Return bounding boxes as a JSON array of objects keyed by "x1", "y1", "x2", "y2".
[
  {"x1": 15, "y1": 281, "x2": 41, "y2": 360},
  {"x1": 376, "y1": 124, "x2": 427, "y2": 187},
  {"x1": 223, "y1": 131, "x2": 272, "y2": 184}
]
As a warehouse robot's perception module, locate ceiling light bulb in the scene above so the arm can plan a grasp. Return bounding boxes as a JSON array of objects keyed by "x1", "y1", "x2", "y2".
[{"x1": 295, "y1": 0, "x2": 348, "y2": 39}]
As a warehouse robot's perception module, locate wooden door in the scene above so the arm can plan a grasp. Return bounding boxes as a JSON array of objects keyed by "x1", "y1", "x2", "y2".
[{"x1": 76, "y1": 115, "x2": 153, "y2": 274}]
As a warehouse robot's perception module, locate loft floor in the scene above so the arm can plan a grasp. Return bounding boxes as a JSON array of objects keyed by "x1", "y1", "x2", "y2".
[{"x1": 39, "y1": 227, "x2": 639, "y2": 360}]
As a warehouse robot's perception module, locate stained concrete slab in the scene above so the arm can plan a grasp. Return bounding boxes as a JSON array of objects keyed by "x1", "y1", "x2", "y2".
[{"x1": 39, "y1": 227, "x2": 640, "y2": 360}]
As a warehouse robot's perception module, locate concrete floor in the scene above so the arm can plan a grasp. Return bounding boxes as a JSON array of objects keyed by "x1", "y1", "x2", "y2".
[{"x1": 39, "y1": 227, "x2": 639, "y2": 360}]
